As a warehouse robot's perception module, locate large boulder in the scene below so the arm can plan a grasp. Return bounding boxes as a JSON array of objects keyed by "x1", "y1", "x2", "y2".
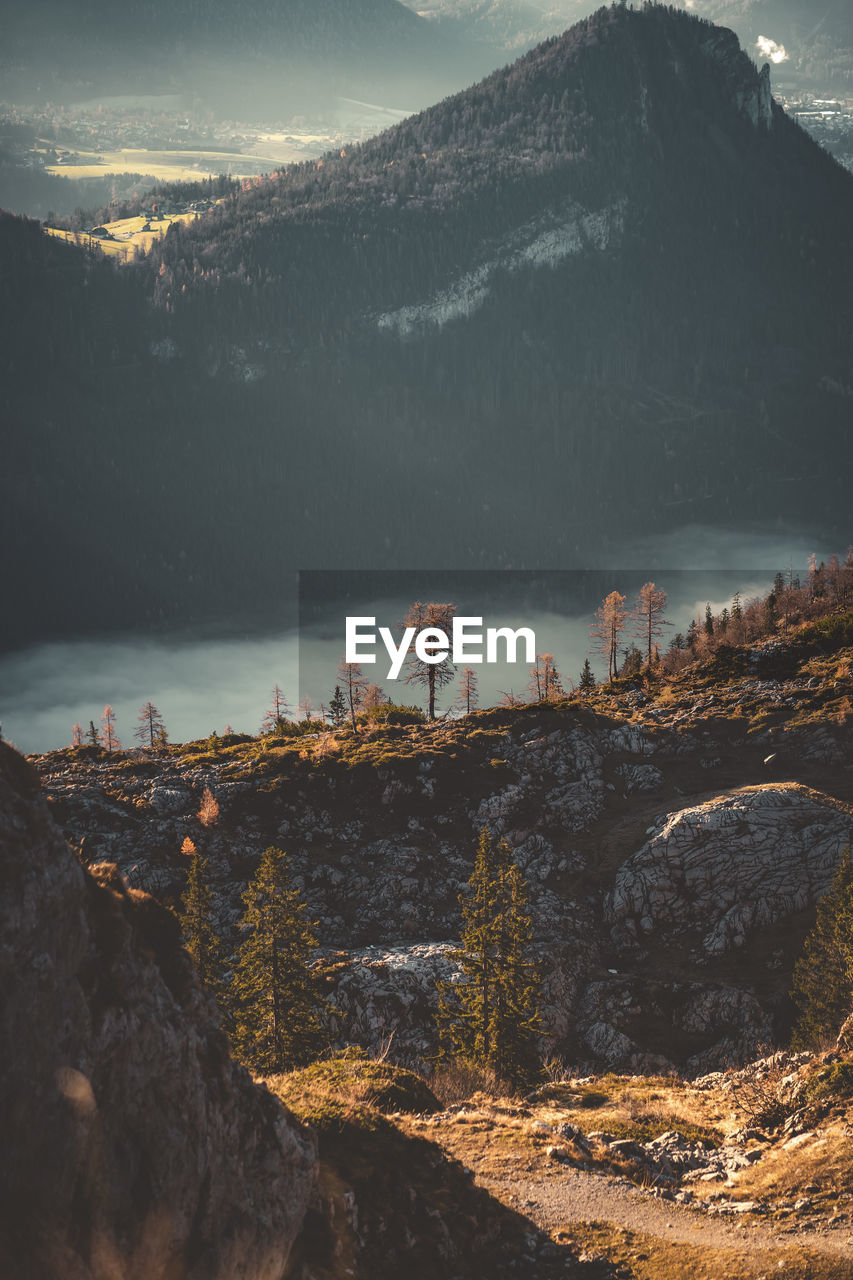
[
  {"x1": 0, "y1": 742, "x2": 316, "y2": 1279},
  {"x1": 606, "y1": 784, "x2": 853, "y2": 957}
]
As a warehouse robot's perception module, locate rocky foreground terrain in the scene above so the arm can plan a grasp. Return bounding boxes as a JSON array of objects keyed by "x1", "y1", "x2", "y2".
[
  {"x1": 4, "y1": 614, "x2": 853, "y2": 1278},
  {"x1": 0, "y1": 738, "x2": 632, "y2": 1280},
  {"x1": 31, "y1": 620, "x2": 853, "y2": 1074}
]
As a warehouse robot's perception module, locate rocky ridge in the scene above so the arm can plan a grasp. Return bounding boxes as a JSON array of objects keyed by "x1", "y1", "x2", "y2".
[{"x1": 29, "y1": 629, "x2": 853, "y2": 1074}]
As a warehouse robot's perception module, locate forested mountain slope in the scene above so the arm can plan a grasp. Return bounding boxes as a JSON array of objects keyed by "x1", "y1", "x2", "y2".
[{"x1": 4, "y1": 4, "x2": 853, "y2": 647}]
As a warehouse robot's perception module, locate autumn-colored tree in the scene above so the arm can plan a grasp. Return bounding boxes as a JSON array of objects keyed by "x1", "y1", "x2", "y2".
[
  {"x1": 361, "y1": 683, "x2": 386, "y2": 712},
  {"x1": 229, "y1": 847, "x2": 328, "y2": 1073},
  {"x1": 459, "y1": 666, "x2": 478, "y2": 715},
  {"x1": 437, "y1": 829, "x2": 540, "y2": 1088},
  {"x1": 591, "y1": 591, "x2": 627, "y2": 682},
  {"x1": 197, "y1": 786, "x2": 219, "y2": 828},
  {"x1": 528, "y1": 653, "x2": 563, "y2": 702},
  {"x1": 631, "y1": 582, "x2": 669, "y2": 667},
  {"x1": 99, "y1": 705, "x2": 120, "y2": 752},
  {"x1": 499, "y1": 689, "x2": 523, "y2": 708},
  {"x1": 337, "y1": 658, "x2": 369, "y2": 730},
  {"x1": 261, "y1": 685, "x2": 291, "y2": 736},
  {"x1": 135, "y1": 701, "x2": 166, "y2": 749},
  {"x1": 70, "y1": 722, "x2": 84, "y2": 747},
  {"x1": 404, "y1": 601, "x2": 457, "y2": 720}
]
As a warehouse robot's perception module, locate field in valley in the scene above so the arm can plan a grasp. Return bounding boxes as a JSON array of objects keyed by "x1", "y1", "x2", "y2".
[
  {"x1": 44, "y1": 209, "x2": 200, "y2": 257},
  {"x1": 44, "y1": 146, "x2": 288, "y2": 182}
]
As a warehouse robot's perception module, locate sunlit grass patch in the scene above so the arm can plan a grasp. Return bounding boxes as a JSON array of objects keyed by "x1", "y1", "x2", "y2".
[
  {"x1": 559, "y1": 1222, "x2": 851, "y2": 1280},
  {"x1": 267, "y1": 1049, "x2": 440, "y2": 1131}
]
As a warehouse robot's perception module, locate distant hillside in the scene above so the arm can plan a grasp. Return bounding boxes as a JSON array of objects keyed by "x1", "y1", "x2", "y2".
[
  {"x1": 3, "y1": 4, "x2": 853, "y2": 647},
  {"x1": 0, "y1": 0, "x2": 484, "y2": 114},
  {"x1": 406, "y1": 0, "x2": 593, "y2": 52}
]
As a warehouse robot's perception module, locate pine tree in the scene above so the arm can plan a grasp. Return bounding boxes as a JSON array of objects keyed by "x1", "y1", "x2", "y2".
[
  {"x1": 180, "y1": 842, "x2": 224, "y2": 994},
  {"x1": 437, "y1": 828, "x2": 540, "y2": 1087},
  {"x1": 490, "y1": 857, "x2": 541, "y2": 1086},
  {"x1": 579, "y1": 657, "x2": 596, "y2": 693},
  {"x1": 87, "y1": 720, "x2": 99, "y2": 748},
  {"x1": 230, "y1": 847, "x2": 328, "y2": 1073},
  {"x1": 328, "y1": 684, "x2": 348, "y2": 727},
  {"x1": 791, "y1": 847, "x2": 853, "y2": 1049}
]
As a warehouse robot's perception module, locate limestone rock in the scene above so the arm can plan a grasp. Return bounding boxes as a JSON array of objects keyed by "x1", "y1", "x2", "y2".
[
  {"x1": 0, "y1": 743, "x2": 316, "y2": 1279},
  {"x1": 606, "y1": 785, "x2": 852, "y2": 956}
]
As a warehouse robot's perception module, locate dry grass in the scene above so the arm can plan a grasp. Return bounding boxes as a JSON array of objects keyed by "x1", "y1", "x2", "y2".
[
  {"x1": 532, "y1": 1074, "x2": 730, "y2": 1147},
  {"x1": 266, "y1": 1051, "x2": 440, "y2": 1132},
  {"x1": 429, "y1": 1060, "x2": 509, "y2": 1107},
  {"x1": 560, "y1": 1222, "x2": 852, "y2": 1280},
  {"x1": 729, "y1": 1118, "x2": 853, "y2": 1213}
]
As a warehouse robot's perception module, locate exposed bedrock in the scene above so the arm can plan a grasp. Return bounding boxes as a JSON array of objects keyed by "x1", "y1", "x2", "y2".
[{"x1": 0, "y1": 742, "x2": 316, "y2": 1280}]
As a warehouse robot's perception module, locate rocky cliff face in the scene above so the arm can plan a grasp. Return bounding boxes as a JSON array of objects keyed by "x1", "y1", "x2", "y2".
[
  {"x1": 699, "y1": 25, "x2": 774, "y2": 128},
  {"x1": 30, "y1": 636, "x2": 853, "y2": 1075},
  {"x1": 0, "y1": 742, "x2": 316, "y2": 1280}
]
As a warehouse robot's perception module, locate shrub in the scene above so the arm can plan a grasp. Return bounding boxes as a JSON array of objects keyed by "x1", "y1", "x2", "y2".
[
  {"x1": 802, "y1": 1060, "x2": 853, "y2": 1105},
  {"x1": 358, "y1": 703, "x2": 426, "y2": 726},
  {"x1": 274, "y1": 1048, "x2": 441, "y2": 1118}
]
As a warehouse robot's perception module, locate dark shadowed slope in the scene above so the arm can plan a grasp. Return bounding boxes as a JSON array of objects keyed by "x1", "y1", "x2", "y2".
[
  {"x1": 0, "y1": 740, "x2": 317, "y2": 1277},
  {"x1": 3, "y1": 5, "x2": 853, "y2": 647}
]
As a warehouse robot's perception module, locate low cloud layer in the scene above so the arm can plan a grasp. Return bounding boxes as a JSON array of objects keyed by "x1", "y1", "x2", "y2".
[{"x1": 0, "y1": 526, "x2": 826, "y2": 753}]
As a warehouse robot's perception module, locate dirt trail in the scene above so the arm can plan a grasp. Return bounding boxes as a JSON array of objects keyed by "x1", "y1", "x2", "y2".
[{"x1": 479, "y1": 1165, "x2": 853, "y2": 1259}]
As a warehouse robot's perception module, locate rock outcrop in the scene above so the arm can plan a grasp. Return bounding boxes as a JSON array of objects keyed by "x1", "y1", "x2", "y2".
[
  {"x1": 29, "y1": 648, "x2": 853, "y2": 1072},
  {"x1": 606, "y1": 785, "x2": 853, "y2": 957},
  {"x1": 0, "y1": 742, "x2": 316, "y2": 1280},
  {"x1": 700, "y1": 25, "x2": 774, "y2": 129}
]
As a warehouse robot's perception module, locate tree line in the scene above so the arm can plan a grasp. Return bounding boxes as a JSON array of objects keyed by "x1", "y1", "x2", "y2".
[
  {"x1": 70, "y1": 552, "x2": 853, "y2": 750},
  {"x1": 181, "y1": 823, "x2": 540, "y2": 1088},
  {"x1": 180, "y1": 804, "x2": 853, "y2": 1084}
]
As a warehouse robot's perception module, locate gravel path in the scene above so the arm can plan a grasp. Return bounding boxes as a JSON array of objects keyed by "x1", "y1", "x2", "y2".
[{"x1": 481, "y1": 1165, "x2": 853, "y2": 1259}]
